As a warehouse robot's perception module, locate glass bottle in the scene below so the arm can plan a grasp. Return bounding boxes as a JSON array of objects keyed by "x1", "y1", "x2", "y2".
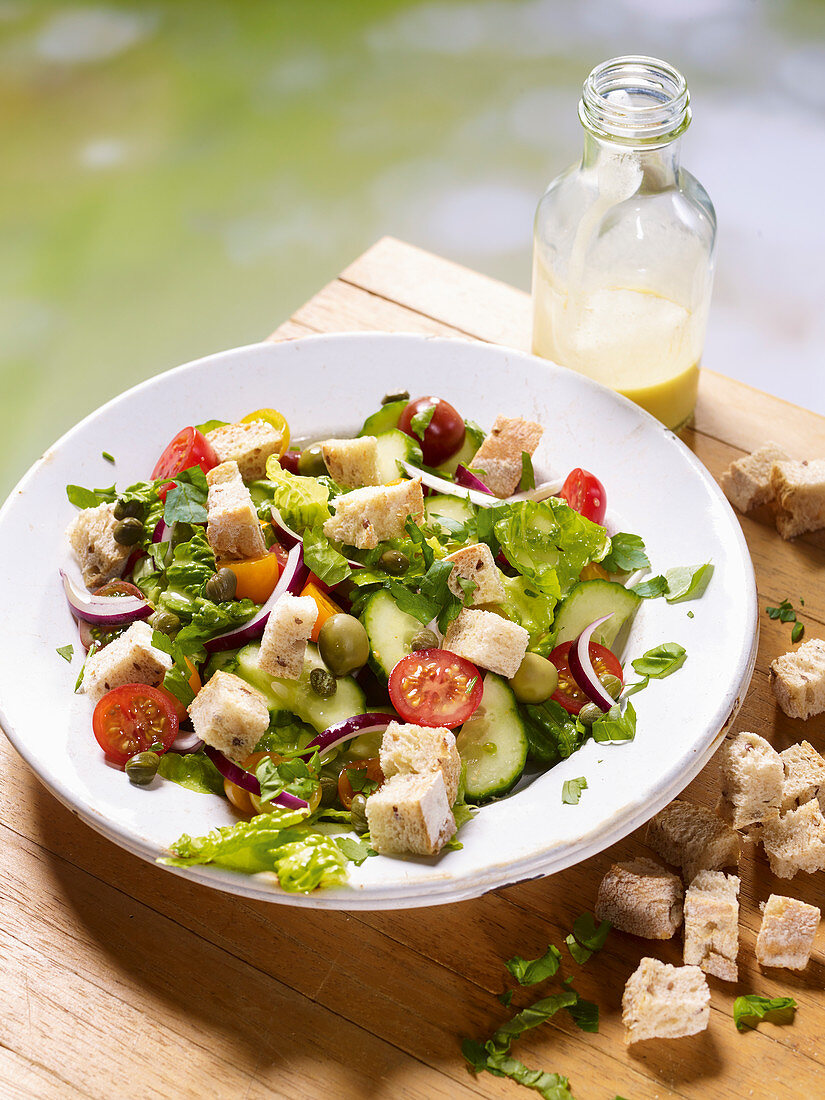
[{"x1": 531, "y1": 56, "x2": 716, "y2": 430}]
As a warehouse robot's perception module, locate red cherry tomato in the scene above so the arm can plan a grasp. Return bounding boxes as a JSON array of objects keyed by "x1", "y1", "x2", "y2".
[
  {"x1": 270, "y1": 542, "x2": 290, "y2": 572},
  {"x1": 92, "y1": 684, "x2": 179, "y2": 766},
  {"x1": 549, "y1": 640, "x2": 623, "y2": 715},
  {"x1": 388, "y1": 648, "x2": 483, "y2": 728},
  {"x1": 337, "y1": 758, "x2": 385, "y2": 810},
  {"x1": 398, "y1": 396, "x2": 465, "y2": 467},
  {"x1": 279, "y1": 450, "x2": 301, "y2": 474},
  {"x1": 559, "y1": 468, "x2": 607, "y2": 525},
  {"x1": 151, "y1": 427, "x2": 218, "y2": 491}
]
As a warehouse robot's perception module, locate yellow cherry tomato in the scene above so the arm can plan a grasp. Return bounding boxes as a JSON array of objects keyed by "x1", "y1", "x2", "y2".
[
  {"x1": 300, "y1": 580, "x2": 343, "y2": 642},
  {"x1": 241, "y1": 408, "x2": 290, "y2": 457},
  {"x1": 223, "y1": 751, "x2": 322, "y2": 815},
  {"x1": 579, "y1": 561, "x2": 609, "y2": 581},
  {"x1": 219, "y1": 553, "x2": 280, "y2": 603}
]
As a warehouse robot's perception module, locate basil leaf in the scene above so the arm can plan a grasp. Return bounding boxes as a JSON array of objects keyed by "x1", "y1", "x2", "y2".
[
  {"x1": 733, "y1": 994, "x2": 797, "y2": 1031},
  {"x1": 386, "y1": 580, "x2": 439, "y2": 625},
  {"x1": 195, "y1": 419, "x2": 227, "y2": 434},
  {"x1": 157, "y1": 751, "x2": 225, "y2": 794},
  {"x1": 497, "y1": 989, "x2": 514, "y2": 1007},
  {"x1": 562, "y1": 777, "x2": 587, "y2": 805},
  {"x1": 665, "y1": 562, "x2": 714, "y2": 603},
  {"x1": 101, "y1": 451, "x2": 115, "y2": 464},
  {"x1": 66, "y1": 484, "x2": 117, "y2": 509},
  {"x1": 792, "y1": 621, "x2": 805, "y2": 642},
  {"x1": 56, "y1": 644, "x2": 74, "y2": 662},
  {"x1": 591, "y1": 701, "x2": 636, "y2": 743},
  {"x1": 334, "y1": 836, "x2": 376, "y2": 866},
  {"x1": 630, "y1": 574, "x2": 668, "y2": 599},
  {"x1": 505, "y1": 944, "x2": 562, "y2": 986},
  {"x1": 631, "y1": 642, "x2": 687, "y2": 679},
  {"x1": 519, "y1": 452, "x2": 536, "y2": 492},
  {"x1": 565, "y1": 996, "x2": 599, "y2": 1032},
  {"x1": 410, "y1": 402, "x2": 436, "y2": 439},
  {"x1": 565, "y1": 912, "x2": 611, "y2": 964},
  {"x1": 485, "y1": 991, "x2": 578, "y2": 1056},
  {"x1": 601, "y1": 532, "x2": 650, "y2": 573},
  {"x1": 475, "y1": 1051, "x2": 575, "y2": 1099},
  {"x1": 163, "y1": 467, "x2": 209, "y2": 525}
]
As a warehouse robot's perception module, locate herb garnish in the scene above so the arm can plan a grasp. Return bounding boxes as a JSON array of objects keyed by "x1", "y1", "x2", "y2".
[
  {"x1": 766, "y1": 598, "x2": 805, "y2": 642},
  {"x1": 56, "y1": 644, "x2": 74, "y2": 662},
  {"x1": 561, "y1": 777, "x2": 587, "y2": 805},
  {"x1": 410, "y1": 402, "x2": 436, "y2": 439},
  {"x1": 733, "y1": 994, "x2": 797, "y2": 1031}
]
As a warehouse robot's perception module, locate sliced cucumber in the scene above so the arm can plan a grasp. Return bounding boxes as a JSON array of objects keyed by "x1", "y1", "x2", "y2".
[
  {"x1": 362, "y1": 588, "x2": 423, "y2": 680},
  {"x1": 424, "y1": 493, "x2": 475, "y2": 525},
  {"x1": 374, "y1": 429, "x2": 422, "y2": 484},
  {"x1": 233, "y1": 642, "x2": 365, "y2": 732},
  {"x1": 456, "y1": 674, "x2": 528, "y2": 802},
  {"x1": 436, "y1": 420, "x2": 486, "y2": 476},
  {"x1": 553, "y1": 579, "x2": 641, "y2": 650},
  {"x1": 358, "y1": 400, "x2": 405, "y2": 437}
]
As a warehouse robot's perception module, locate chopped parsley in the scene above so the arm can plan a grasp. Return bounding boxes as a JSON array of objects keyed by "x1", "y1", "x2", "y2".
[
  {"x1": 410, "y1": 402, "x2": 436, "y2": 439},
  {"x1": 766, "y1": 598, "x2": 805, "y2": 643},
  {"x1": 561, "y1": 777, "x2": 587, "y2": 805},
  {"x1": 101, "y1": 451, "x2": 115, "y2": 463}
]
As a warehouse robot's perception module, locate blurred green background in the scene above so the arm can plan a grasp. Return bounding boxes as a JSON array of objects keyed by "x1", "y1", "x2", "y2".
[{"x1": 3, "y1": 0, "x2": 825, "y2": 497}]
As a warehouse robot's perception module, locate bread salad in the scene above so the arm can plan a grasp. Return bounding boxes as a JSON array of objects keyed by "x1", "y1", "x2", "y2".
[{"x1": 61, "y1": 394, "x2": 711, "y2": 893}]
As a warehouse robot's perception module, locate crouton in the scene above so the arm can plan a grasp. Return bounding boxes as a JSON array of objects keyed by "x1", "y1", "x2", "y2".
[
  {"x1": 365, "y1": 771, "x2": 456, "y2": 856},
  {"x1": 622, "y1": 958, "x2": 710, "y2": 1044},
  {"x1": 770, "y1": 638, "x2": 825, "y2": 720},
  {"x1": 322, "y1": 478, "x2": 425, "y2": 549},
  {"x1": 595, "y1": 857, "x2": 683, "y2": 940},
  {"x1": 321, "y1": 437, "x2": 379, "y2": 489},
  {"x1": 188, "y1": 670, "x2": 270, "y2": 762},
  {"x1": 683, "y1": 870, "x2": 740, "y2": 982},
  {"x1": 771, "y1": 459, "x2": 825, "y2": 539},
  {"x1": 756, "y1": 894, "x2": 820, "y2": 970},
  {"x1": 379, "y1": 721, "x2": 461, "y2": 805},
  {"x1": 760, "y1": 799, "x2": 825, "y2": 879},
  {"x1": 205, "y1": 420, "x2": 282, "y2": 481},
  {"x1": 718, "y1": 442, "x2": 789, "y2": 513},
  {"x1": 67, "y1": 503, "x2": 131, "y2": 589},
  {"x1": 444, "y1": 543, "x2": 505, "y2": 606},
  {"x1": 646, "y1": 799, "x2": 740, "y2": 884},
  {"x1": 780, "y1": 741, "x2": 825, "y2": 812},
  {"x1": 442, "y1": 608, "x2": 528, "y2": 680},
  {"x1": 205, "y1": 461, "x2": 267, "y2": 561},
  {"x1": 470, "y1": 416, "x2": 544, "y2": 498},
  {"x1": 258, "y1": 594, "x2": 318, "y2": 680},
  {"x1": 82, "y1": 620, "x2": 173, "y2": 704},
  {"x1": 716, "y1": 731, "x2": 783, "y2": 829}
]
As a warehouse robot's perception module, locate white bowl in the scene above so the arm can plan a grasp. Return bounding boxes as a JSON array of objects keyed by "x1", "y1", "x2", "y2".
[{"x1": 0, "y1": 334, "x2": 757, "y2": 909}]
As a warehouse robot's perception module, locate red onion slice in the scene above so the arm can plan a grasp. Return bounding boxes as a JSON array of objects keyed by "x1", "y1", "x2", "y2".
[
  {"x1": 203, "y1": 745, "x2": 308, "y2": 810},
  {"x1": 61, "y1": 570, "x2": 152, "y2": 626},
  {"x1": 567, "y1": 615, "x2": 616, "y2": 712},
  {"x1": 152, "y1": 518, "x2": 170, "y2": 544},
  {"x1": 170, "y1": 730, "x2": 205, "y2": 754},
  {"x1": 270, "y1": 508, "x2": 302, "y2": 549},
  {"x1": 398, "y1": 460, "x2": 499, "y2": 507},
  {"x1": 305, "y1": 712, "x2": 396, "y2": 756},
  {"x1": 455, "y1": 464, "x2": 495, "y2": 495}
]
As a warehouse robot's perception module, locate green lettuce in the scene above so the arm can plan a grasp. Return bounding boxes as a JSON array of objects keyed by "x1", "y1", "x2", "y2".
[
  {"x1": 157, "y1": 752, "x2": 225, "y2": 794},
  {"x1": 302, "y1": 525, "x2": 352, "y2": 586},
  {"x1": 521, "y1": 699, "x2": 587, "y2": 766},
  {"x1": 497, "y1": 575, "x2": 557, "y2": 654},
  {"x1": 261, "y1": 456, "x2": 332, "y2": 532}
]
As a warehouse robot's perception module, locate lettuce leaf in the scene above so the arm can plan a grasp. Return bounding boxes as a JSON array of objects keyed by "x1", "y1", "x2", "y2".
[
  {"x1": 497, "y1": 575, "x2": 557, "y2": 654},
  {"x1": 302, "y1": 526, "x2": 352, "y2": 586},
  {"x1": 261, "y1": 457, "x2": 332, "y2": 532},
  {"x1": 157, "y1": 752, "x2": 225, "y2": 794}
]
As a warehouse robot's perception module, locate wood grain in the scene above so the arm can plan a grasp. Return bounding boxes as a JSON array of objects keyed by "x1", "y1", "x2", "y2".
[{"x1": 3, "y1": 237, "x2": 824, "y2": 1100}]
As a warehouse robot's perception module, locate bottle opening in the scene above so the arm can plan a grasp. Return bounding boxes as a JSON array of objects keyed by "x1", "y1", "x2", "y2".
[{"x1": 579, "y1": 56, "x2": 691, "y2": 146}]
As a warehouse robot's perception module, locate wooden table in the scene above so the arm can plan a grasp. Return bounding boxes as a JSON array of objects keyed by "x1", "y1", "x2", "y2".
[{"x1": 3, "y1": 238, "x2": 824, "y2": 1100}]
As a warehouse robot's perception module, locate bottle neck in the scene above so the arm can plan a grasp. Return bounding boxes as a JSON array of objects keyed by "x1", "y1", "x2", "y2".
[{"x1": 581, "y1": 130, "x2": 682, "y2": 190}]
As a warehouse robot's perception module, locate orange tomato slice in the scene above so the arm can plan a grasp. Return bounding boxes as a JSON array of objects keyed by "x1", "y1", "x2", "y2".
[
  {"x1": 301, "y1": 580, "x2": 343, "y2": 642},
  {"x1": 220, "y1": 553, "x2": 280, "y2": 604},
  {"x1": 579, "y1": 561, "x2": 609, "y2": 581}
]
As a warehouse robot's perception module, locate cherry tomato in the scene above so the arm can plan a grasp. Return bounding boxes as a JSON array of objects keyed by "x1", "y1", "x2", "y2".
[
  {"x1": 224, "y1": 751, "x2": 322, "y2": 814},
  {"x1": 93, "y1": 580, "x2": 145, "y2": 598},
  {"x1": 241, "y1": 408, "x2": 290, "y2": 457},
  {"x1": 579, "y1": 562, "x2": 609, "y2": 582},
  {"x1": 559, "y1": 468, "x2": 607, "y2": 525},
  {"x1": 219, "y1": 553, "x2": 280, "y2": 603},
  {"x1": 398, "y1": 396, "x2": 465, "y2": 467},
  {"x1": 151, "y1": 427, "x2": 218, "y2": 484},
  {"x1": 166, "y1": 660, "x2": 202, "y2": 724},
  {"x1": 279, "y1": 450, "x2": 301, "y2": 474},
  {"x1": 549, "y1": 640, "x2": 623, "y2": 715},
  {"x1": 388, "y1": 648, "x2": 483, "y2": 728},
  {"x1": 270, "y1": 542, "x2": 290, "y2": 572},
  {"x1": 92, "y1": 684, "x2": 179, "y2": 766},
  {"x1": 337, "y1": 758, "x2": 384, "y2": 810}
]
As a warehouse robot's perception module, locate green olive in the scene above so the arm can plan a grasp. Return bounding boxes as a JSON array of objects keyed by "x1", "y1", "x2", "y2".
[
  {"x1": 350, "y1": 793, "x2": 369, "y2": 834},
  {"x1": 319, "y1": 775, "x2": 339, "y2": 807},
  {"x1": 577, "y1": 701, "x2": 606, "y2": 726},
  {"x1": 309, "y1": 667, "x2": 337, "y2": 698},
  {"x1": 410, "y1": 629, "x2": 439, "y2": 652},
  {"x1": 125, "y1": 750, "x2": 160, "y2": 786},
  {"x1": 600, "y1": 673, "x2": 623, "y2": 700},
  {"x1": 150, "y1": 609, "x2": 181, "y2": 636},
  {"x1": 114, "y1": 497, "x2": 144, "y2": 521},
  {"x1": 318, "y1": 614, "x2": 370, "y2": 676},
  {"x1": 382, "y1": 390, "x2": 410, "y2": 405},
  {"x1": 297, "y1": 444, "x2": 327, "y2": 478},
  {"x1": 113, "y1": 517, "x2": 144, "y2": 546},
  {"x1": 379, "y1": 549, "x2": 410, "y2": 576},
  {"x1": 509, "y1": 653, "x2": 559, "y2": 704},
  {"x1": 204, "y1": 568, "x2": 237, "y2": 603}
]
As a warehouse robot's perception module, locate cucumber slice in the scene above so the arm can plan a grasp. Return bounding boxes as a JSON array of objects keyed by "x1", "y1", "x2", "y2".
[
  {"x1": 553, "y1": 579, "x2": 642, "y2": 650},
  {"x1": 456, "y1": 674, "x2": 528, "y2": 802},
  {"x1": 233, "y1": 642, "x2": 365, "y2": 732},
  {"x1": 362, "y1": 588, "x2": 423, "y2": 680},
  {"x1": 424, "y1": 493, "x2": 475, "y2": 525},
  {"x1": 436, "y1": 420, "x2": 486, "y2": 476},
  {"x1": 374, "y1": 430, "x2": 422, "y2": 484},
  {"x1": 358, "y1": 400, "x2": 405, "y2": 437}
]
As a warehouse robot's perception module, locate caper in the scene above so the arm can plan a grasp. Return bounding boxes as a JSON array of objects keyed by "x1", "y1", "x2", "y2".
[
  {"x1": 297, "y1": 443, "x2": 327, "y2": 478},
  {"x1": 379, "y1": 549, "x2": 410, "y2": 576},
  {"x1": 113, "y1": 497, "x2": 144, "y2": 521},
  {"x1": 125, "y1": 750, "x2": 160, "y2": 786},
  {"x1": 113, "y1": 517, "x2": 144, "y2": 546},
  {"x1": 318, "y1": 614, "x2": 370, "y2": 676},
  {"x1": 382, "y1": 390, "x2": 410, "y2": 405},
  {"x1": 150, "y1": 609, "x2": 181, "y2": 636},
  {"x1": 577, "y1": 702, "x2": 606, "y2": 726},
  {"x1": 204, "y1": 568, "x2": 237, "y2": 603},
  {"x1": 319, "y1": 775, "x2": 339, "y2": 807},
  {"x1": 310, "y1": 667, "x2": 337, "y2": 698},
  {"x1": 600, "y1": 673, "x2": 623, "y2": 700},
  {"x1": 350, "y1": 793, "x2": 369, "y2": 834},
  {"x1": 509, "y1": 652, "x2": 559, "y2": 704},
  {"x1": 410, "y1": 629, "x2": 438, "y2": 652}
]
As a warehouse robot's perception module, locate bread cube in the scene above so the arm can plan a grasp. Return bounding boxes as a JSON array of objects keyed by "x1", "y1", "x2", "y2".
[
  {"x1": 258, "y1": 594, "x2": 318, "y2": 680},
  {"x1": 188, "y1": 671, "x2": 270, "y2": 762},
  {"x1": 718, "y1": 442, "x2": 789, "y2": 513},
  {"x1": 379, "y1": 721, "x2": 461, "y2": 806},
  {"x1": 595, "y1": 857, "x2": 683, "y2": 940},
  {"x1": 205, "y1": 461, "x2": 267, "y2": 561},
  {"x1": 322, "y1": 478, "x2": 424, "y2": 550},
  {"x1": 444, "y1": 543, "x2": 505, "y2": 606},
  {"x1": 366, "y1": 771, "x2": 456, "y2": 856},
  {"x1": 470, "y1": 416, "x2": 544, "y2": 498},
  {"x1": 780, "y1": 741, "x2": 825, "y2": 812},
  {"x1": 716, "y1": 731, "x2": 783, "y2": 829},
  {"x1": 771, "y1": 458, "x2": 825, "y2": 538},
  {"x1": 646, "y1": 799, "x2": 740, "y2": 884},
  {"x1": 67, "y1": 503, "x2": 131, "y2": 589},
  {"x1": 756, "y1": 894, "x2": 820, "y2": 970},
  {"x1": 760, "y1": 800, "x2": 825, "y2": 879},
  {"x1": 205, "y1": 420, "x2": 282, "y2": 481},
  {"x1": 770, "y1": 638, "x2": 825, "y2": 720},
  {"x1": 622, "y1": 958, "x2": 710, "y2": 1044},
  {"x1": 82, "y1": 620, "x2": 172, "y2": 704},
  {"x1": 683, "y1": 870, "x2": 740, "y2": 982},
  {"x1": 321, "y1": 437, "x2": 379, "y2": 489},
  {"x1": 442, "y1": 608, "x2": 528, "y2": 680}
]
